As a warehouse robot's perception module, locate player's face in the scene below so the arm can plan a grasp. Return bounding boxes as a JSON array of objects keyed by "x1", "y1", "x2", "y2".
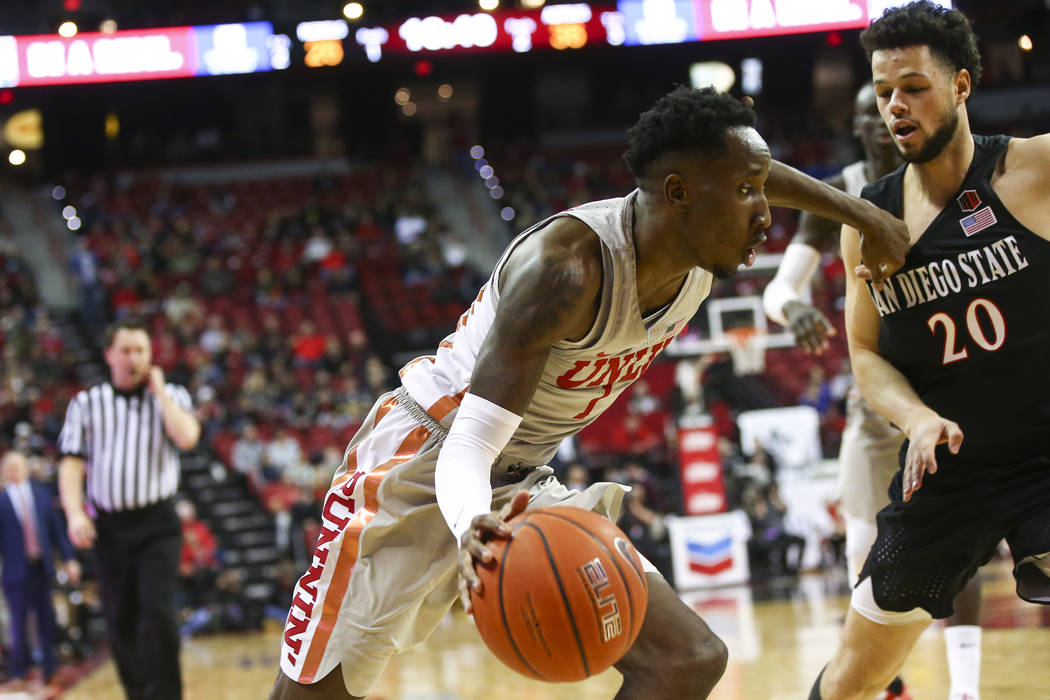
[
  {"x1": 852, "y1": 85, "x2": 901, "y2": 169},
  {"x1": 688, "y1": 126, "x2": 771, "y2": 279},
  {"x1": 105, "y1": 328, "x2": 153, "y2": 389},
  {"x1": 871, "y1": 45, "x2": 964, "y2": 164}
]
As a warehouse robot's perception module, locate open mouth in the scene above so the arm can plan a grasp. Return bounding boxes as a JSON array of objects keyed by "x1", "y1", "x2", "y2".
[
  {"x1": 894, "y1": 124, "x2": 918, "y2": 141},
  {"x1": 743, "y1": 233, "x2": 768, "y2": 268}
]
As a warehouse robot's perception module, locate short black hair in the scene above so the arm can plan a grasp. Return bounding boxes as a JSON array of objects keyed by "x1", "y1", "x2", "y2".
[
  {"x1": 622, "y1": 86, "x2": 756, "y2": 178},
  {"x1": 861, "y1": 1, "x2": 982, "y2": 89},
  {"x1": 104, "y1": 317, "x2": 149, "y2": 348}
]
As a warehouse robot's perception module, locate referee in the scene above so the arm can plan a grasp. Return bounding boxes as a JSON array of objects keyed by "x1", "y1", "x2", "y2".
[{"x1": 58, "y1": 318, "x2": 200, "y2": 700}]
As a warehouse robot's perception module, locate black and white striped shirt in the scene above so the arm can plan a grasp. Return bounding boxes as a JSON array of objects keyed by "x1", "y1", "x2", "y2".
[{"x1": 58, "y1": 382, "x2": 194, "y2": 512}]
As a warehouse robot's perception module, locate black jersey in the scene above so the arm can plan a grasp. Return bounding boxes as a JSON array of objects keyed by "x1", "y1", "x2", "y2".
[{"x1": 861, "y1": 135, "x2": 1050, "y2": 464}]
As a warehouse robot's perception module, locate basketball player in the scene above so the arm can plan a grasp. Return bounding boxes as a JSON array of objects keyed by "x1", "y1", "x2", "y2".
[
  {"x1": 809, "y1": 3, "x2": 1050, "y2": 700},
  {"x1": 270, "y1": 86, "x2": 910, "y2": 700},
  {"x1": 764, "y1": 82, "x2": 982, "y2": 700}
]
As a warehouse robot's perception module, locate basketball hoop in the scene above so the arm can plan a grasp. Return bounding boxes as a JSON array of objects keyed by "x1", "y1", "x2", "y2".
[{"x1": 725, "y1": 327, "x2": 766, "y2": 375}]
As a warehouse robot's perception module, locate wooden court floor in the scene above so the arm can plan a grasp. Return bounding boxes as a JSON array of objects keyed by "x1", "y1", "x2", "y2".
[{"x1": 60, "y1": 560, "x2": 1050, "y2": 699}]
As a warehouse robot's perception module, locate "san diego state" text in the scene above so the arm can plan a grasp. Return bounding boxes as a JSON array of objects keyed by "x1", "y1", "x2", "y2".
[{"x1": 868, "y1": 235, "x2": 1028, "y2": 317}]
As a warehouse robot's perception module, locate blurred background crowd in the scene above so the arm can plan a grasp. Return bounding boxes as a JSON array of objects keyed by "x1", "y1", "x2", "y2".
[{"x1": 0, "y1": 0, "x2": 1047, "y2": 690}]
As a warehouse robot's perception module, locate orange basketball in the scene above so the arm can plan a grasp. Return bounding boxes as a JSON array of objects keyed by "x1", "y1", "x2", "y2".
[{"x1": 469, "y1": 506, "x2": 649, "y2": 682}]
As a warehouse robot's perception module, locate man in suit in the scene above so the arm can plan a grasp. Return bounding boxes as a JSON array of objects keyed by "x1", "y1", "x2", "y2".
[{"x1": 0, "y1": 450, "x2": 80, "y2": 689}]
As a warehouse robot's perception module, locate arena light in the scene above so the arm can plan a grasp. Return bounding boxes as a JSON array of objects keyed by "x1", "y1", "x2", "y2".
[
  {"x1": 741, "y1": 57, "x2": 762, "y2": 95},
  {"x1": 297, "y1": 20, "x2": 349, "y2": 42},
  {"x1": 67, "y1": 215, "x2": 82, "y2": 231},
  {"x1": 470, "y1": 145, "x2": 484, "y2": 159},
  {"x1": 58, "y1": 21, "x2": 78, "y2": 38},
  {"x1": 437, "y1": 83, "x2": 453, "y2": 100},
  {"x1": 480, "y1": 0, "x2": 500, "y2": 10},
  {"x1": 62, "y1": 205, "x2": 76, "y2": 219},
  {"x1": 689, "y1": 61, "x2": 734, "y2": 92},
  {"x1": 1018, "y1": 34, "x2": 1033, "y2": 51},
  {"x1": 100, "y1": 19, "x2": 118, "y2": 34},
  {"x1": 8, "y1": 149, "x2": 26, "y2": 165},
  {"x1": 2, "y1": 109, "x2": 44, "y2": 150},
  {"x1": 343, "y1": 3, "x2": 364, "y2": 20},
  {"x1": 394, "y1": 87, "x2": 410, "y2": 105},
  {"x1": 51, "y1": 185, "x2": 66, "y2": 199},
  {"x1": 105, "y1": 112, "x2": 119, "y2": 139},
  {"x1": 521, "y1": 0, "x2": 546, "y2": 7},
  {"x1": 402, "y1": 101, "x2": 417, "y2": 116},
  {"x1": 354, "y1": 26, "x2": 388, "y2": 62},
  {"x1": 500, "y1": 206, "x2": 515, "y2": 220}
]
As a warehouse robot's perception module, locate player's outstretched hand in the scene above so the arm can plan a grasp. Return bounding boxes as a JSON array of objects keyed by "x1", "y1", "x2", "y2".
[
  {"x1": 856, "y1": 206, "x2": 910, "y2": 287},
  {"x1": 903, "y1": 413, "x2": 963, "y2": 501},
  {"x1": 784, "y1": 300, "x2": 836, "y2": 354},
  {"x1": 457, "y1": 489, "x2": 529, "y2": 615}
]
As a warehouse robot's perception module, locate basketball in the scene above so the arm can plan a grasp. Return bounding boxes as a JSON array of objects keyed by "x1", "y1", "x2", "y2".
[{"x1": 469, "y1": 506, "x2": 649, "y2": 682}]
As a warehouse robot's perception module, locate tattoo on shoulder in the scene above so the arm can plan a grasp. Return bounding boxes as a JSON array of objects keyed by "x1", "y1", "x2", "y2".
[{"x1": 500, "y1": 253, "x2": 597, "y2": 347}]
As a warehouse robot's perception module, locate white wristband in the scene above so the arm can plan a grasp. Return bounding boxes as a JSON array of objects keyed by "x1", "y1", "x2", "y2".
[
  {"x1": 435, "y1": 392, "x2": 523, "y2": 542},
  {"x1": 762, "y1": 242, "x2": 822, "y2": 326}
]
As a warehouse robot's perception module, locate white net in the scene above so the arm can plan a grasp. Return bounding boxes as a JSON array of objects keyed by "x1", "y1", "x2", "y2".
[{"x1": 726, "y1": 328, "x2": 766, "y2": 375}]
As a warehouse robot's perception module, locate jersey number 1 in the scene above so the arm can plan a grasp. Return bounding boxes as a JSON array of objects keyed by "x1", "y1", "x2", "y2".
[{"x1": 926, "y1": 298, "x2": 1006, "y2": 365}]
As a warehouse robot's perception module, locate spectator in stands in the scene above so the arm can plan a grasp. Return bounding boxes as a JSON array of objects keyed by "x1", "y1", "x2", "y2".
[
  {"x1": 618, "y1": 480, "x2": 672, "y2": 579},
  {"x1": 628, "y1": 379, "x2": 662, "y2": 415},
  {"x1": 301, "y1": 225, "x2": 333, "y2": 264},
  {"x1": 290, "y1": 321, "x2": 326, "y2": 368},
  {"x1": 199, "y1": 315, "x2": 229, "y2": 356},
  {"x1": 254, "y1": 269, "x2": 284, "y2": 309},
  {"x1": 336, "y1": 375, "x2": 372, "y2": 426},
  {"x1": 743, "y1": 484, "x2": 806, "y2": 578},
  {"x1": 199, "y1": 257, "x2": 234, "y2": 298},
  {"x1": 33, "y1": 316, "x2": 63, "y2": 361},
  {"x1": 163, "y1": 282, "x2": 203, "y2": 328},
  {"x1": 264, "y1": 429, "x2": 302, "y2": 479},
  {"x1": 736, "y1": 439, "x2": 777, "y2": 489},
  {"x1": 798, "y1": 365, "x2": 833, "y2": 415},
  {"x1": 362, "y1": 354, "x2": 394, "y2": 396},
  {"x1": 564, "y1": 463, "x2": 590, "y2": 492},
  {"x1": 828, "y1": 357, "x2": 854, "y2": 412},
  {"x1": 609, "y1": 411, "x2": 663, "y2": 459},
  {"x1": 176, "y1": 499, "x2": 219, "y2": 613},
  {"x1": 231, "y1": 424, "x2": 266, "y2": 481},
  {"x1": 324, "y1": 265, "x2": 357, "y2": 296},
  {"x1": 69, "y1": 238, "x2": 106, "y2": 327},
  {"x1": 320, "y1": 338, "x2": 344, "y2": 376}
]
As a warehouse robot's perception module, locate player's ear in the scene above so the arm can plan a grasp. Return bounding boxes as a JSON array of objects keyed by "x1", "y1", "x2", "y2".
[
  {"x1": 663, "y1": 173, "x2": 688, "y2": 209},
  {"x1": 954, "y1": 68, "x2": 971, "y2": 105}
]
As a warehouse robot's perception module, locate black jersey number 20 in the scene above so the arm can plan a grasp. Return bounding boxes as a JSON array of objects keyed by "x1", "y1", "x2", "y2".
[{"x1": 926, "y1": 298, "x2": 1007, "y2": 365}]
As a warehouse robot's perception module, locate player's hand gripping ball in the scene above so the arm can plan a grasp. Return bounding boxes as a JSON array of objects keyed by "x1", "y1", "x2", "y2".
[{"x1": 469, "y1": 506, "x2": 649, "y2": 682}]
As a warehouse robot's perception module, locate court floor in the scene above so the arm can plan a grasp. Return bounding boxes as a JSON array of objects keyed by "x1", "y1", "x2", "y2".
[{"x1": 59, "y1": 559, "x2": 1050, "y2": 699}]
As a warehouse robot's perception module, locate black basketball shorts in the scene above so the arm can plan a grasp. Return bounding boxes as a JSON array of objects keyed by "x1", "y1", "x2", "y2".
[{"x1": 858, "y1": 448, "x2": 1050, "y2": 619}]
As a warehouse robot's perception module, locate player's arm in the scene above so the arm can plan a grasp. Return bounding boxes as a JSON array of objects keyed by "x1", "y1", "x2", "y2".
[
  {"x1": 766, "y1": 161, "x2": 909, "y2": 284},
  {"x1": 762, "y1": 174, "x2": 844, "y2": 352},
  {"x1": 435, "y1": 218, "x2": 602, "y2": 611},
  {"x1": 841, "y1": 224, "x2": 962, "y2": 502},
  {"x1": 1000, "y1": 134, "x2": 1050, "y2": 242}
]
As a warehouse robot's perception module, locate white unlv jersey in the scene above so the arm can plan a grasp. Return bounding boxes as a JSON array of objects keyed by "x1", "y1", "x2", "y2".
[
  {"x1": 399, "y1": 192, "x2": 713, "y2": 467},
  {"x1": 841, "y1": 160, "x2": 870, "y2": 197}
]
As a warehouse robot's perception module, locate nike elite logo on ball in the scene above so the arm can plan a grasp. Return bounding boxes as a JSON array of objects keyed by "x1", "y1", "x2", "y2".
[{"x1": 579, "y1": 557, "x2": 623, "y2": 642}]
